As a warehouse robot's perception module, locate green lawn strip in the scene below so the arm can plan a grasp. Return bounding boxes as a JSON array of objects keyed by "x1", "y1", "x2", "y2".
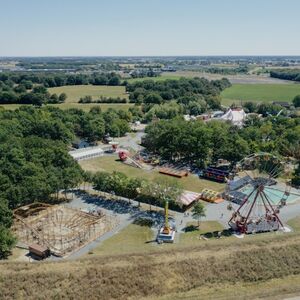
[
  {"x1": 88, "y1": 224, "x2": 155, "y2": 256},
  {"x1": 79, "y1": 156, "x2": 224, "y2": 193}
]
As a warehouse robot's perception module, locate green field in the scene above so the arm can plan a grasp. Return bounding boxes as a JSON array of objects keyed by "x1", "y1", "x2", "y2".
[
  {"x1": 79, "y1": 156, "x2": 224, "y2": 193},
  {"x1": 126, "y1": 74, "x2": 181, "y2": 83},
  {"x1": 126, "y1": 71, "x2": 207, "y2": 82},
  {"x1": 221, "y1": 83, "x2": 300, "y2": 106},
  {"x1": 47, "y1": 85, "x2": 128, "y2": 103}
]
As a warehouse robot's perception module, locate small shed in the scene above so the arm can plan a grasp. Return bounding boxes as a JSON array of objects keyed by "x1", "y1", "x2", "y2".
[
  {"x1": 72, "y1": 139, "x2": 91, "y2": 149},
  {"x1": 29, "y1": 243, "x2": 50, "y2": 259}
]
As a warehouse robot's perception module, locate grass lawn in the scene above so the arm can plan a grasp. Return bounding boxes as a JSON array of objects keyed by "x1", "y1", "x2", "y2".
[
  {"x1": 180, "y1": 221, "x2": 225, "y2": 245},
  {"x1": 89, "y1": 221, "x2": 224, "y2": 257},
  {"x1": 79, "y1": 155, "x2": 224, "y2": 193},
  {"x1": 47, "y1": 85, "x2": 128, "y2": 103},
  {"x1": 287, "y1": 216, "x2": 300, "y2": 232},
  {"x1": 89, "y1": 216, "x2": 297, "y2": 258},
  {"x1": 221, "y1": 83, "x2": 300, "y2": 106},
  {"x1": 0, "y1": 103, "x2": 133, "y2": 112},
  {"x1": 89, "y1": 224, "x2": 155, "y2": 256}
]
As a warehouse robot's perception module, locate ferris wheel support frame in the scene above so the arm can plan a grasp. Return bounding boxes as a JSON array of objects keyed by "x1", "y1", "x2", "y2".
[
  {"x1": 261, "y1": 189, "x2": 284, "y2": 228},
  {"x1": 228, "y1": 184, "x2": 285, "y2": 234}
]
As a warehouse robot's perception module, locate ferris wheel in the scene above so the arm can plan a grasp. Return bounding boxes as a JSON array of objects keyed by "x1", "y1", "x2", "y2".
[{"x1": 227, "y1": 152, "x2": 291, "y2": 234}]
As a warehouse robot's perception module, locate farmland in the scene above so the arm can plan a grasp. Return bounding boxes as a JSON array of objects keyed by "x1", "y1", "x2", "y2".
[
  {"x1": 47, "y1": 85, "x2": 128, "y2": 102},
  {"x1": 221, "y1": 83, "x2": 300, "y2": 106},
  {"x1": 127, "y1": 71, "x2": 290, "y2": 84}
]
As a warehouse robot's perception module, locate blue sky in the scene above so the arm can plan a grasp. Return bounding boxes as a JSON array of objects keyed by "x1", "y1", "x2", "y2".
[{"x1": 0, "y1": 0, "x2": 299, "y2": 56}]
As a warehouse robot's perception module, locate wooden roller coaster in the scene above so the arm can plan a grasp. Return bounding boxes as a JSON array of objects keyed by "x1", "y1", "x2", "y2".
[{"x1": 13, "y1": 203, "x2": 118, "y2": 257}]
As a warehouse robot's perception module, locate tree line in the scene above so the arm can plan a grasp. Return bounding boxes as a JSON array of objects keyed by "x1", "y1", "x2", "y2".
[
  {"x1": 0, "y1": 72, "x2": 122, "y2": 105},
  {"x1": 79, "y1": 95, "x2": 127, "y2": 104},
  {"x1": 143, "y1": 116, "x2": 300, "y2": 166},
  {"x1": 0, "y1": 72, "x2": 121, "y2": 87},
  {"x1": 270, "y1": 69, "x2": 300, "y2": 82},
  {"x1": 0, "y1": 83, "x2": 67, "y2": 105},
  {"x1": 92, "y1": 171, "x2": 183, "y2": 211}
]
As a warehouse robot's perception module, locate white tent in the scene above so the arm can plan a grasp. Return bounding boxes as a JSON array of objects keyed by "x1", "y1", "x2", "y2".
[
  {"x1": 69, "y1": 146, "x2": 104, "y2": 161},
  {"x1": 221, "y1": 108, "x2": 246, "y2": 126}
]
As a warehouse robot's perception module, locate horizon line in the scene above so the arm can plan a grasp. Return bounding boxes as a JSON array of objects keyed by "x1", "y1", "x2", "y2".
[{"x1": 1, "y1": 55, "x2": 300, "y2": 58}]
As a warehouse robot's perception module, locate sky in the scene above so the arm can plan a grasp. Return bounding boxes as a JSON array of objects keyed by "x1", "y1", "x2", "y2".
[{"x1": 0, "y1": 0, "x2": 300, "y2": 56}]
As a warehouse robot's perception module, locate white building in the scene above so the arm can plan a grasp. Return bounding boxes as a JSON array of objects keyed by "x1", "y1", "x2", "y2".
[
  {"x1": 220, "y1": 108, "x2": 246, "y2": 127},
  {"x1": 69, "y1": 146, "x2": 104, "y2": 161}
]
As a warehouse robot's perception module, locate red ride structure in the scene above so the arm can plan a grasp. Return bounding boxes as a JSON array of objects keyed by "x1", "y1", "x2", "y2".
[
  {"x1": 228, "y1": 182, "x2": 284, "y2": 234},
  {"x1": 227, "y1": 153, "x2": 290, "y2": 234},
  {"x1": 118, "y1": 150, "x2": 129, "y2": 161}
]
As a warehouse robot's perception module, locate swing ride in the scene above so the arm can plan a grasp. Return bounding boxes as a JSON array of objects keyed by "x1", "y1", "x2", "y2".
[
  {"x1": 226, "y1": 152, "x2": 292, "y2": 234},
  {"x1": 156, "y1": 200, "x2": 175, "y2": 243}
]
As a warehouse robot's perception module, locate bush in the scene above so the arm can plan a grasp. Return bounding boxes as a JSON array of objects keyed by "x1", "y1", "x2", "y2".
[
  {"x1": 0, "y1": 226, "x2": 16, "y2": 259},
  {"x1": 293, "y1": 95, "x2": 300, "y2": 108}
]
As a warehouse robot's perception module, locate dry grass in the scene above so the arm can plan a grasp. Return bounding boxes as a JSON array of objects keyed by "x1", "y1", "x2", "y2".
[
  {"x1": 79, "y1": 156, "x2": 224, "y2": 193},
  {"x1": 144, "y1": 275, "x2": 300, "y2": 300},
  {"x1": 1, "y1": 232, "x2": 300, "y2": 299}
]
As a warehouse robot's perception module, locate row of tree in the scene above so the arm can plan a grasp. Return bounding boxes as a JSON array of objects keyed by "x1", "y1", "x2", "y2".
[
  {"x1": 79, "y1": 95, "x2": 127, "y2": 104},
  {"x1": 92, "y1": 170, "x2": 207, "y2": 230},
  {"x1": 0, "y1": 72, "x2": 122, "y2": 88},
  {"x1": 92, "y1": 171, "x2": 183, "y2": 210},
  {"x1": 270, "y1": 69, "x2": 300, "y2": 82},
  {"x1": 0, "y1": 82, "x2": 67, "y2": 105}
]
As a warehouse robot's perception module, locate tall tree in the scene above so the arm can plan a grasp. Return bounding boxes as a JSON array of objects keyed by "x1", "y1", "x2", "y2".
[
  {"x1": 192, "y1": 202, "x2": 206, "y2": 229},
  {"x1": 0, "y1": 226, "x2": 16, "y2": 259}
]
